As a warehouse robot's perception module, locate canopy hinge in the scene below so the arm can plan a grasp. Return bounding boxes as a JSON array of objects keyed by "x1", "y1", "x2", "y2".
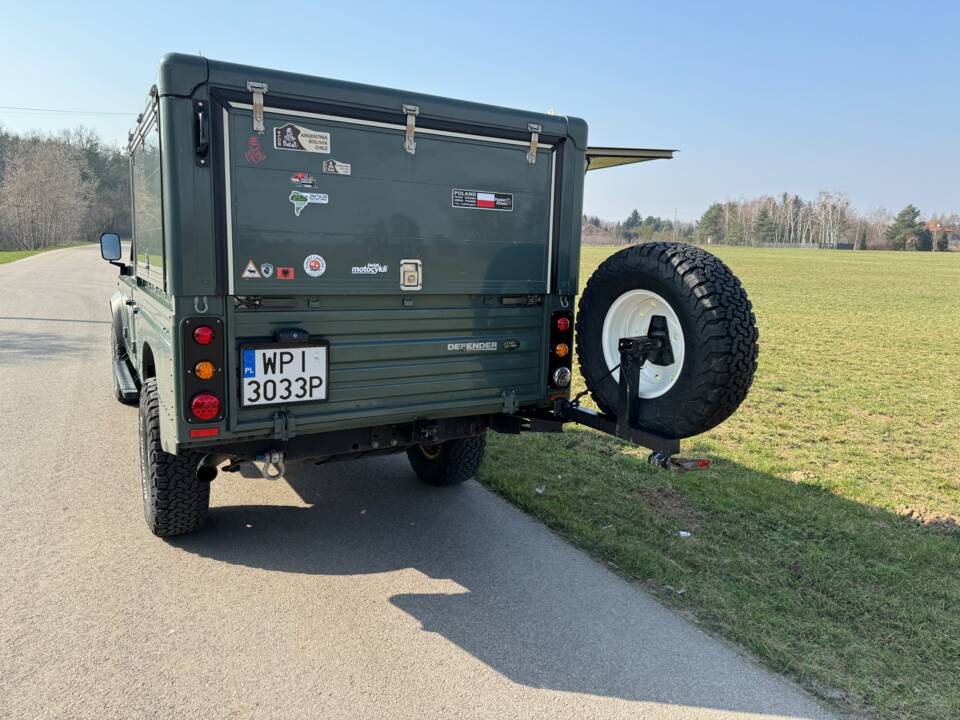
[
  {"x1": 403, "y1": 104, "x2": 420, "y2": 155},
  {"x1": 526, "y1": 122, "x2": 542, "y2": 164},
  {"x1": 246, "y1": 81, "x2": 268, "y2": 134}
]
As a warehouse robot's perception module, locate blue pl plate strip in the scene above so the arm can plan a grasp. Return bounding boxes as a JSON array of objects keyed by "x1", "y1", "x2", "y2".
[{"x1": 242, "y1": 349, "x2": 256, "y2": 378}]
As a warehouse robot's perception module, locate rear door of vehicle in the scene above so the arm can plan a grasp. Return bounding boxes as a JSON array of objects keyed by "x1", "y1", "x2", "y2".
[{"x1": 220, "y1": 102, "x2": 557, "y2": 431}]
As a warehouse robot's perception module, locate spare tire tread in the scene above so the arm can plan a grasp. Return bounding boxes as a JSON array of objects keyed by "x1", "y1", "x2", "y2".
[{"x1": 576, "y1": 243, "x2": 758, "y2": 439}]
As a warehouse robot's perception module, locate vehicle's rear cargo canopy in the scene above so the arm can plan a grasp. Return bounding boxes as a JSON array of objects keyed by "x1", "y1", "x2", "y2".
[{"x1": 223, "y1": 103, "x2": 557, "y2": 295}]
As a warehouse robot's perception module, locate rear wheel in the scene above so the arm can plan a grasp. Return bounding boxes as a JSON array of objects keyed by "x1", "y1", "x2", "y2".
[
  {"x1": 575, "y1": 243, "x2": 758, "y2": 439},
  {"x1": 407, "y1": 434, "x2": 486, "y2": 486},
  {"x1": 139, "y1": 378, "x2": 209, "y2": 536}
]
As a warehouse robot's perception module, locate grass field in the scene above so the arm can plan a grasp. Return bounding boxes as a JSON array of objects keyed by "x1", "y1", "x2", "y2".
[
  {"x1": 0, "y1": 248, "x2": 57, "y2": 265},
  {"x1": 480, "y1": 246, "x2": 960, "y2": 720}
]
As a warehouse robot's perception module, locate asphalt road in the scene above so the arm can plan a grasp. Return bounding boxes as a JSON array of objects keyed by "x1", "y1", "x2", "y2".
[{"x1": 0, "y1": 246, "x2": 836, "y2": 720}]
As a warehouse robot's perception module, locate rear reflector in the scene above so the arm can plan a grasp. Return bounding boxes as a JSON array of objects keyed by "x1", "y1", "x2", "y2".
[{"x1": 189, "y1": 427, "x2": 220, "y2": 438}]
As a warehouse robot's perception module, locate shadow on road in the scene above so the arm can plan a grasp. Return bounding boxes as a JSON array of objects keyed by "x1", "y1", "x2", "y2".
[
  {"x1": 169, "y1": 455, "x2": 824, "y2": 717},
  {"x1": 0, "y1": 329, "x2": 97, "y2": 362},
  {"x1": 0, "y1": 316, "x2": 111, "y2": 325}
]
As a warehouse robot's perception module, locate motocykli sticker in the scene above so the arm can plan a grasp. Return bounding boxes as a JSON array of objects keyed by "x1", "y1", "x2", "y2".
[
  {"x1": 451, "y1": 189, "x2": 513, "y2": 211},
  {"x1": 322, "y1": 159, "x2": 351, "y2": 176},
  {"x1": 289, "y1": 191, "x2": 329, "y2": 217},
  {"x1": 304, "y1": 255, "x2": 327, "y2": 277},
  {"x1": 351, "y1": 262, "x2": 388, "y2": 275},
  {"x1": 274, "y1": 123, "x2": 330, "y2": 154}
]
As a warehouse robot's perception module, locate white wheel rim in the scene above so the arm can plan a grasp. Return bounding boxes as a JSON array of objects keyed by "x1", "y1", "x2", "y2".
[{"x1": 600, "y1": 289, "x2": 685, "y2": 398}]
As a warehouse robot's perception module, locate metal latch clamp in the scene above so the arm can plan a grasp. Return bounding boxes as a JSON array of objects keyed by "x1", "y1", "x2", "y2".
[
  {"x1": 246, "y1": 81, "x2": 268, "y2": 134},
  {"x1": 403, "y1": 104, "x2": 420, "y2": 154},
  {"x1": 526, "y1": 122, "x2": 542, "y2": 164}
]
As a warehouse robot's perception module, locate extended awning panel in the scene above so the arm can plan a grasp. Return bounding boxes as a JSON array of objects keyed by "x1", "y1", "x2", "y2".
[{"x1": 585, "y1": 147, "x2": 675, "y2": 171}]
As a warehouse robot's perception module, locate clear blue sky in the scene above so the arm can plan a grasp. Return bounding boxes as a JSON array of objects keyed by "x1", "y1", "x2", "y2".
[{"x1": 2, "y1": 0, "x2": 956, "y2": 222}]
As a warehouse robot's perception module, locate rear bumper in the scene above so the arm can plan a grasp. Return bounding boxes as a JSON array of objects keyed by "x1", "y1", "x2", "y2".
[{"x1": 181, "y1": 414, "x2": 491, "y2": 463}]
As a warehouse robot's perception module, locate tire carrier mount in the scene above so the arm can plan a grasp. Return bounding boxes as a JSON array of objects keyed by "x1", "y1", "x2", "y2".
[{"x1": 496, "y1": 331, "x2": 710, "y2": 471}]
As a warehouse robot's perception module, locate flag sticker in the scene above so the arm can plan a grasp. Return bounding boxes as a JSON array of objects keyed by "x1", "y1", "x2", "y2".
[{"x1": 452, "y1": 188, "x2": 513, "y2": 211}]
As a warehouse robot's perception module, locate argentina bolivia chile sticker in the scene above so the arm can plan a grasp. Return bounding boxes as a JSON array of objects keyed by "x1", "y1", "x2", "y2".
[
  {"x1": 452, "y1": 189, "x2": 513, "y2": 211},
  {"x1": 274, "y1": 123, "x2": 330, "y2": 153}
]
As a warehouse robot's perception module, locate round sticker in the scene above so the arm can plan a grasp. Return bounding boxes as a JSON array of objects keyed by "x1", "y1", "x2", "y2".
[
  {"x1": 304, "y1": 254, "x2": 326, "y2": 277},
  {"x1": 260, "y1": 263, "x2": 274, "y2": 278}
]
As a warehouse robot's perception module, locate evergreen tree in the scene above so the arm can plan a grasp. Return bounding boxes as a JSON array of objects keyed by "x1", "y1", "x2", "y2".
[
  {"x1": 886, "y1": 204, "x2": 929, "y2": 250},
  {"x1": 753, "y1": 207, "x2": 776, "y2": 245},
  {"x1": 697, "y1": 203, "x2": 724, "y2": 244},
  {"x1": 623, "y1": 209, "x2": 642, "y2": 229}
]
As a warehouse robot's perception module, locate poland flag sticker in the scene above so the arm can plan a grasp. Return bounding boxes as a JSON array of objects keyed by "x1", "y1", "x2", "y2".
[
  {"x1": 476, "y1": 192, "x2": 496, "y2": 208},
  {"x1": 452, "y1": 188, "x2": 514, "y2": 212}
]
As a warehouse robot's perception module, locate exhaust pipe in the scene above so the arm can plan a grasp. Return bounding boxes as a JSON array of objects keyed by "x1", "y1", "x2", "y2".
[{"x1": 196, "y1": 455, "x2": 220, "y2": 483}]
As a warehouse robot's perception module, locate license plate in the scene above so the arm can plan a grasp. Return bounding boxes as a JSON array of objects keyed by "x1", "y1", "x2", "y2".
[{"x1": 240, "y1": 343, "x2": 328, "y2": 406}]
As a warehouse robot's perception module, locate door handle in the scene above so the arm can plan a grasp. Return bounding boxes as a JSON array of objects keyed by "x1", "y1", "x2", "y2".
[{"x1": 125, "y1": 299, "x2": 137, "y2": 306}]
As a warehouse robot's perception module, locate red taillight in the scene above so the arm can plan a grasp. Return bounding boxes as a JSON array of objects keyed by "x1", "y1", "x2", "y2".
[
  {"x1": 193, "y1": 325, "x2": 215, "y2": 345},
  {"x1": 556, "y1": 316, "x2": 571, "y2": 332},
  {"x1": 191, "y1": 392, "x2": 221, "y2": 420},
  {"x1": 189, "y1": 427, "x2": 220, "y2": 438}
]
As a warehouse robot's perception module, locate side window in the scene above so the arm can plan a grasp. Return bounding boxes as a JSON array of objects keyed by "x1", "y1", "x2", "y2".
[{"x1": 132, "y1": 116, "x2": 164, "y2": 287}]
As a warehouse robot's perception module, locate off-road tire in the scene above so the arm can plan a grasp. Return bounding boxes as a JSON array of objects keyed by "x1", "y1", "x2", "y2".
[
  {"x1": 407, "y1": 434, "x2": 487, "y2": 487},
  {"x1": 139, "y1": 378, "x2": 209, "y2": 536},
  {"x1": 576, "y1": 243, "x2": 758, "y2": 439},
  {"x1": 111, "y1": 324, "x2": 138, "y2": 405}
]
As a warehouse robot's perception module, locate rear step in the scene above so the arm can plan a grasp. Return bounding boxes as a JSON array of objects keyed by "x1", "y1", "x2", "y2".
[{"x1": 114, "y1": 358, "x2": 140, "y2": 402}]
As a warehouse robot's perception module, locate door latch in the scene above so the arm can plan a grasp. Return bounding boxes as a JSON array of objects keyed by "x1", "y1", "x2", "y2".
[
  {"x1": 400, "y1": 259, "x2": 422, "y2": 291},
  {"x1": 526, "y1": 122, "x2": 541, "y2": 164},
  {"x1": 403, "y1": 104, "x2": 419, "y2": 155},
  {"x1": 246, "y1": 81, "x2": 268, "y2": 134}
]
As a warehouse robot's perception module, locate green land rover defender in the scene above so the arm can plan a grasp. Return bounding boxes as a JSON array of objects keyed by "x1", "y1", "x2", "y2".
[{"x1": 101, "y1": 54, "x2": 758, "y2": 537}]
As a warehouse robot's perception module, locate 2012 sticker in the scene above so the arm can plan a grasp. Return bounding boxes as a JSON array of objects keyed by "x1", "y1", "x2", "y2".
[
  {"x1": 274, "y1": 123, "x2": 330, "y2": 154},
  {"x1": 289, "y1": 191, "x2": 329, "y2": 217}
]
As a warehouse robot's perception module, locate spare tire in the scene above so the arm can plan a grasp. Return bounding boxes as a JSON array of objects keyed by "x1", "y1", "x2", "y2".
[{"x1": 575, "y1": 243, "x2": 758, "y2": 439}]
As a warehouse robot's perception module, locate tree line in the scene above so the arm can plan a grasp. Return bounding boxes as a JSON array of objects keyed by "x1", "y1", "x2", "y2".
[
  {"x1": 587, "y1": 194, "x2": 957, "y2": 251},
  {"x1": 583, "y1": 210, "x2": 696, "y2": 244},
  {"x1": 0, "y1": 126, "x2": 130, "y2": 251},
  {"x1": 695, "y1": 193, "x2": 955, "y2": 251}
]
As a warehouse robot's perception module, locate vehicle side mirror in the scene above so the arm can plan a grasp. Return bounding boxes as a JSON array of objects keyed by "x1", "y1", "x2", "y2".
[{"x1": 100, "y1": 232, "x2": 122, "y2": 261}]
